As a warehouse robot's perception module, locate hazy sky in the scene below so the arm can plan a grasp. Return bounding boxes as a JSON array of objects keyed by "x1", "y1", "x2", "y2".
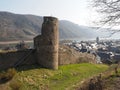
[{"x1": 0, "y1": 0, "x2": 97, "y2": 26}]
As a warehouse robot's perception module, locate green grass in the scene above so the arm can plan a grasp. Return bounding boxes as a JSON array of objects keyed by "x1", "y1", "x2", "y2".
[{"x1": 9, "y1": 63, "x2": 108, "y2": 90}]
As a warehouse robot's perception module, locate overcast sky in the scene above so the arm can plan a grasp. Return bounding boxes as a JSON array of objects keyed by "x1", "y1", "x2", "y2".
[{"x1": 0, "y1": 0, "x2": 97, "y2": 26}]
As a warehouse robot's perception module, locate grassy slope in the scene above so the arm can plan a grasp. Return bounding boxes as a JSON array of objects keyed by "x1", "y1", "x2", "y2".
[
  {"x1": 8, "y1": 63, "x2": 108, "y2": 90},
  {"x1": 101, "y1": 64, "x2": 120, "y2": 90}
]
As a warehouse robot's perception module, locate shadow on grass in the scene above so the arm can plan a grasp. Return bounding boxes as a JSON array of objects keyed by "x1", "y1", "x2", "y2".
[
  {"x1": 16, "y1": 64, "x2": 44, "y2": 72},
  {"x1": 0, "y1": 68, "x2": 16, "y2": 84},
  {"x1": 0, "y1": 77, "x2": 12, "y2": 84},
  {"x1": 0, "y1": 64, "x2": 44, "y2": 84},
  {"x1": 105, "y1": 74, "x2": 120, "y2": 80}
]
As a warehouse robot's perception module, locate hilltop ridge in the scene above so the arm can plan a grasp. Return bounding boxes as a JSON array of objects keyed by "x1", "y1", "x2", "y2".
[{"x1": 0, "y1": 11, "x2": 97, "y2": 41}]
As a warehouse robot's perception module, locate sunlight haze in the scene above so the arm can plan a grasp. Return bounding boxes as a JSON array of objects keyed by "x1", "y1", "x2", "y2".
[{"x1": 0, "y1": 0, "x2": 96, "y2": 26}]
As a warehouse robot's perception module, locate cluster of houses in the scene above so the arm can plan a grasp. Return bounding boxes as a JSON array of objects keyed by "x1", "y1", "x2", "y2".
[{"x1": 64, "y1": 37, "x2": 120, "y2": 64}]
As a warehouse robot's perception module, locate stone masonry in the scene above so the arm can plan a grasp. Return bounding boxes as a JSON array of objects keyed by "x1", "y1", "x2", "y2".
[{"x1": 34, "y1": 16, "x2": 59, "y2": 70}]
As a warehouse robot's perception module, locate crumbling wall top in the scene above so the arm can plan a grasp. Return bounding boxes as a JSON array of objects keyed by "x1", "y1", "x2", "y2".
[{"x1": 43, "y1": 16, "x2": 58, "y2": 24}]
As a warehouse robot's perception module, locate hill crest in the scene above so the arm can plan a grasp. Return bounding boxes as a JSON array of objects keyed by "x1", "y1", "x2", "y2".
[{"x1": 0, "y1": 11, "x2": 97, "y2": 41}]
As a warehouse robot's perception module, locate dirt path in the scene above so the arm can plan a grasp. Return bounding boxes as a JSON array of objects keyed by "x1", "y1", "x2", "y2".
[
  {"x1": 76, "y1": 64, "x2": 120, "y2": 90},
  {"x1": 103, "y1": 76, "x2": 120, "y2": 90}
]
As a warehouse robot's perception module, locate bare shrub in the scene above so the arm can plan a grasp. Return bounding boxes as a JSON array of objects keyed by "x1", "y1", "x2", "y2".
[{"x1": 0, "y1": 68, "x2": 17, "y2": 83}]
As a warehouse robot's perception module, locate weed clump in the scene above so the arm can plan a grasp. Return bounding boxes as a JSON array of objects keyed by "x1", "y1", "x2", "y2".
[
  {"x1": 0, "y1": 68, "x2": 17, "y2": 83},
  {"x1": 10, "y1": 80, "x2": 21, "y2": 90}
]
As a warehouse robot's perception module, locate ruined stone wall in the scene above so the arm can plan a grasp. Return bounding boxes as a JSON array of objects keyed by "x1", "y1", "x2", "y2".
[
  {"x1": 34, "y1": 17, "x2": 59, "y2": 70},
  {"x1": 58, "y1": 45, "x2": 97, "y2": 65},
  {"x1": 0, "y1": 49, "x2": 37, "y2": 70},
  {"x1": 0, "y1": 16, "x2": 97, "y2": 70}
]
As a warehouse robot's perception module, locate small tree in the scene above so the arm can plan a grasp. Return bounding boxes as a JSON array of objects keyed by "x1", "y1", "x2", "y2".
[{"x1": 92, "y1": 0, "x2": 120, "y2": 26}]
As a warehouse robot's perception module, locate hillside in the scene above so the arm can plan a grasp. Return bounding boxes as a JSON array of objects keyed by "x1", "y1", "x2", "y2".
[
  {"x1": 0, "y1": 11, "x2": 98, "y2": 41},
  {"x1": 0, "y1": 12, "x2": 42, "y2": 41},
  {"x1": 76, "y1": 64, "x2": 120, "y2": 90},
  {"x1": 59, "y1": 20, "x2": 97, "y2": 40},
  {"x1": 0, "y1": 63, "x2": 108, "y2": 90}
]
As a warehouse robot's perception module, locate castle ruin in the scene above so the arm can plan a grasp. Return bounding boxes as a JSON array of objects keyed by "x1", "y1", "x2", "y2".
[
  {"x1": 34, "y1": 16, "x2": 59, "y2": 69},
  {"x1": 0, "y1": 16, "x2": 96, "y2": 71}
]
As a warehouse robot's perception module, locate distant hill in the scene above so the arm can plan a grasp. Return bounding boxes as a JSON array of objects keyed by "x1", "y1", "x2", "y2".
[
  {"x1": 0, "y1": 12, "x2": 43, "y2": 41},
  {"x1": 0, "y1": 11, "x2": 98, "y2": 41},
  {"x1": 59, "y1": 20, "x2": 97, "y2": 40}
]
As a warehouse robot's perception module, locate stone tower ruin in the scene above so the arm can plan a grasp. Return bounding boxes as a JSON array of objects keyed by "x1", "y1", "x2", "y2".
[{"x1": 34, "y1": 16, "x2": 59, "y2": 70}]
